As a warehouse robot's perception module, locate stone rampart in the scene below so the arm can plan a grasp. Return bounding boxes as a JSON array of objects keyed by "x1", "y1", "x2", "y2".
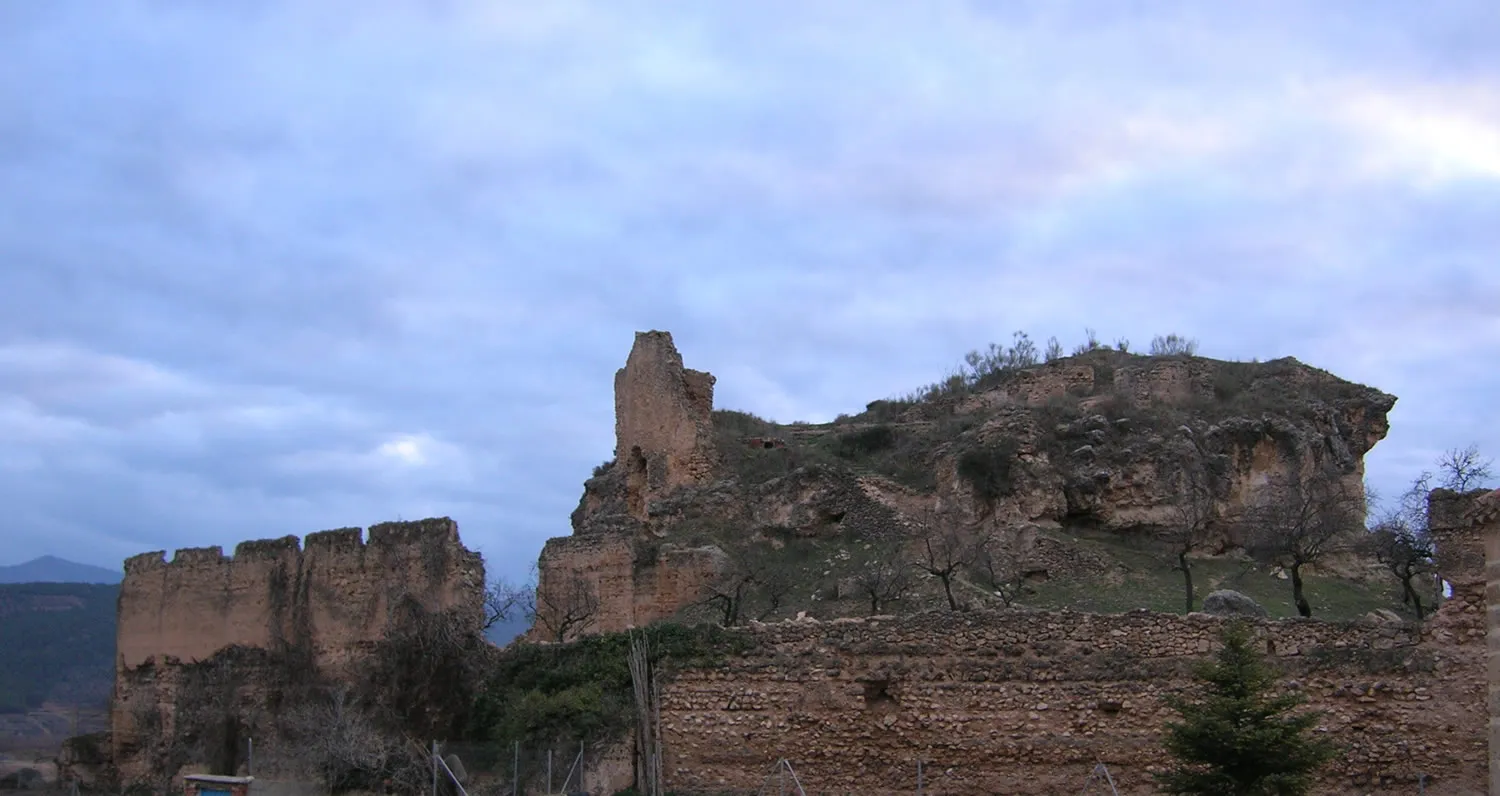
[
  {"x1": 661, "y1": 606, "x2": 1483, "y2": 795},
  {"x1": 110, "y1": 519, "x2": 485, "y2": 785},
  {"x1": 654, "y1": 489, "x2": 1499, "y2": 795},
  {"x1": 117, "y1": 518, "x2": 483, "y2": 670}
]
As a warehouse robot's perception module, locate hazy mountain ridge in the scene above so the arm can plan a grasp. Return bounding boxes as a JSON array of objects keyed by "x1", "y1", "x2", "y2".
[{"x1": 0, "y1": 556, "x2": 122, "y2": 585}]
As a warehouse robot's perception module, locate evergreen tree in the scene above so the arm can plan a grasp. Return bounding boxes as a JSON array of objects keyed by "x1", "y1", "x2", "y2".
[{"x1": 1156, "y1": 622, "x2": 1339, "y2": 795}]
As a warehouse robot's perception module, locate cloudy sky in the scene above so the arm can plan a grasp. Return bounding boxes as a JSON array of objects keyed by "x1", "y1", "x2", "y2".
[{"x1": 2, "y1": 1, "x2": 1497, "y2": 581}]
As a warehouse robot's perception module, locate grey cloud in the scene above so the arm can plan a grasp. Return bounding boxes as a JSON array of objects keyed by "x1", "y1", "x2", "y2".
[{"x1": 2, "y1": 1, "x2": 1497, "y2": 581}]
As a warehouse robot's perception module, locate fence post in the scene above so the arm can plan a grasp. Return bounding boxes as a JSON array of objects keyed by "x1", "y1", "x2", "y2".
[
  {"x1": 431, "y1": 740, "x2": 438, "y2": 796},
  {"x1": 917, "y1": 759, "x2": 924, "y2": 795},
  {"x1": 547, "y1": 749, "x2": 553, "y2": 794}
]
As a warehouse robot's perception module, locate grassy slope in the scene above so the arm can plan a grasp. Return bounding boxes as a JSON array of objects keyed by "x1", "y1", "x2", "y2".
[{"x1": 1017, "y1": 531, "x2": 1415, "y2": 620}]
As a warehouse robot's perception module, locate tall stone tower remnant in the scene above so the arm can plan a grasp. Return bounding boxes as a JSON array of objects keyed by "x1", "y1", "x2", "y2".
[{"x1": 613, "y1": 330, "x2": 718, "y2": 520}]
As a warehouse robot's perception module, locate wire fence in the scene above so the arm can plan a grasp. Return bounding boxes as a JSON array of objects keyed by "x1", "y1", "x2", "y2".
[{"x1": 433, "y1": 739, "x2": 603, "y2": 796}]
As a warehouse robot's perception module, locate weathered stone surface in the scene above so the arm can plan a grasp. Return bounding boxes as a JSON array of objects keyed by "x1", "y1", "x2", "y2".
[
  {"x1": 613, "y1": 330, "x2": 718, "y2": 519},
  {"x1": 532, "y1": 534, "x2": 721, "y2": 638},
  {"x1": 1201, "y1": 589, "x2": 1268, "y2": 618},
  {"x1": 659, "y1": 599, "x2": 1484, "y2": 795},
  {"x1": 110, "y1": 520, "x2": 485, "y2": 785}
]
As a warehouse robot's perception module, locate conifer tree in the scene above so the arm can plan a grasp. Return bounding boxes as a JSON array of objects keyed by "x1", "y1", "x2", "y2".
[{"x1": 1156, "y1": 622, "x2": 1338, "y2": 795}]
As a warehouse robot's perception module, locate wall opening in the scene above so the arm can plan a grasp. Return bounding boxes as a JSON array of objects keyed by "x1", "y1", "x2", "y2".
[
  {"x1": 626, "y1": 446, "x2": 648, "y2": 520},
  {"x1": 862, "y1": 679, "x2": 896, "y2": 708}
]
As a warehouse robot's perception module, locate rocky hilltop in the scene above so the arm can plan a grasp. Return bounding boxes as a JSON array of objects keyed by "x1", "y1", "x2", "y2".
[{"x1": 535, "y1": 331, "x2": 1398, "y2": 637}]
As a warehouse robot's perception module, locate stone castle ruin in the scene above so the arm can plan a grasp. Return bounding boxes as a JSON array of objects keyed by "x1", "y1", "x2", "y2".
[
  {"x1": 93, "y1": 329, "x2": 1500, "y2": 794},
  {"x1": 105, "y1": 519, "x2": 485, "y2": 788}
]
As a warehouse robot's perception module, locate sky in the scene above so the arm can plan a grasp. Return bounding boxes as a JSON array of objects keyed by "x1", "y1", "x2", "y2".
[{"x1": 2, "y1": 1, "x2": 1497, "y2": 582}]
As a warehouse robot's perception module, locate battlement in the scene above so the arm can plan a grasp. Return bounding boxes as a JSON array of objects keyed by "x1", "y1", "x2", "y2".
[
  {"x1": 232, "y1": 535, "x2": 301, "y2": 560},
  {"x1": 121, "y1": 520, "x2": 467, "y2": 582},
  {"x1": 115, "y1": 517, "x2": 484, "y2": 671},
  {"x1": 368, "y1": 517, "x2": 459, "y2": 547}
]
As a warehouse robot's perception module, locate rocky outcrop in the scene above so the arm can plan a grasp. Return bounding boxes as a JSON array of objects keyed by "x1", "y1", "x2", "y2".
[{"x1": 545, "y1": 335, "x2": 1399, "y2": 637}]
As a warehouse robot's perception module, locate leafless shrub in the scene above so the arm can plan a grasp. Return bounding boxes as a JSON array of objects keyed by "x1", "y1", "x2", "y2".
[
  {"x1": 281, "y1": 687, "x2": 428, "y2": 794},
  {"x1": 1149, "y1": 333, "x2": 1199, "y2": 356}
]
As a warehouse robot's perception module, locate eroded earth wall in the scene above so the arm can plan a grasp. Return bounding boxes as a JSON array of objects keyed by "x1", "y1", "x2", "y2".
[{"x1": 657, "y1": 490, "x2": 1498, "y2": 796}]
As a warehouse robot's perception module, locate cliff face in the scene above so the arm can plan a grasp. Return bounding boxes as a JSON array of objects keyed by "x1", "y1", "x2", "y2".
[{"x1": 540, "y1": 335, "x2": 1397, "y2": 638}]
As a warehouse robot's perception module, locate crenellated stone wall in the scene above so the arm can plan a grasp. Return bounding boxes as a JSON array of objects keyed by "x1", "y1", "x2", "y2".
[
  {"x1": 110, "y1": 519, "x2": 485, "y2": 785},
  {"x1": 117, "y1": 519, "x2": 483, "y2": 671}
]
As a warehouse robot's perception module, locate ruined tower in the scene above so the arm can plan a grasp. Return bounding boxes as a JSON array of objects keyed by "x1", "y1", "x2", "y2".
[{"x1": 613, "y1": 330, "x2": 718, "y2": 519}]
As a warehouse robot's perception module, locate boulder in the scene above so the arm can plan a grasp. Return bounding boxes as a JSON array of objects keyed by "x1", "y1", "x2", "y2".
[
  {"x1": 1362, "y1": 608, "x2": 1404, "y2": 625},
  {"x1": 1201, "y1": 590, "x2": 1269, "y2": 618}
]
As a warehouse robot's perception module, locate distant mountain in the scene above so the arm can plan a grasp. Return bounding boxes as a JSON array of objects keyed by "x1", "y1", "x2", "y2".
[
  {"x1": 484, "y1": 614, "x2": 531, "y2": 646},
  {"x1": 0, "y1": 556, "x2": 122, "y2": 585},
  {"x1": 0, "y1": 583, "x2": 117, "y2": 714}
]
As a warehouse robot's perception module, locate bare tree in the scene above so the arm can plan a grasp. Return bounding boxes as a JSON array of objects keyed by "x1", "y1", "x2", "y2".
[
  {"x1": 1364, "y1": 472, "x2": 1436, "y2": 619},
  {"x1": 697, "y1": 544, "x2": 796, "y2": 627},
  {"x1": 1241, "y1": 469, "x2": 1365, "y2": 617},
  {"x1": 971, "y1": 531, "x2": 1025, "y2": 607},
  {"x1": 853, "y1": 544, "x2": 913, "y2": 615},
  {"x1": 701, "y1": 549, "x2": 755, "y2": 627},
  {"x1": 914, "y1": 525, "x2": 975, "y2": 610},
  {"x1": 483, "y1": 575, "x2": 530, "y2": 631},
  {"x1": 1437, "y1": 444, "x2": 1494, "y2": 492},
  {"x1": 535, "y1": 570, "x2": 600, "y2": 642},
  {"x1": 752, "y1": 558, "x2": 796, "y2": 621},
  {"x1": 1165, "y1": 452, "x2": 1216, "y2": 613}
]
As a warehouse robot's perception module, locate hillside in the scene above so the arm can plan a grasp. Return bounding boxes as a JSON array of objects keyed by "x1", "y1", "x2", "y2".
[
  {"x1": 0, "y1": 557, "x2": 122, "y2": 585},
  {"x1": 536, "y1": 331, "x2": 1407, "y2": 638},
  {"x1": 0, "y1": 583, "x2": 117, "y2": 715}
]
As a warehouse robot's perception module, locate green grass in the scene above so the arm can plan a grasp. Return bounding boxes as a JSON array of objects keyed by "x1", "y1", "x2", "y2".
[{"x1": 1018, "y1": 531, "x2": 1418, "y2": 621}]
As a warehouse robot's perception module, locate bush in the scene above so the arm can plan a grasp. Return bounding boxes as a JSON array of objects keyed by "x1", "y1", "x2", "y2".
[
  {"x1": 468, "y1": 624, "x2": 751, "y2": 748},
  {"x1": 833, "y1": 425, "x2": 897, "y2": 459},
  {"x1": 863, "y1": 399, "x2": 916, "y2": 423},
  {"x1": 1150, "y1": 333, "x2": 1199, "y2": 357},
  {"x1": 956, "y1": 438, "x2": 1021, "y2": 502},
  {"x1": 711, "y1": 409, "x2": 776, "y2": 437}
]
